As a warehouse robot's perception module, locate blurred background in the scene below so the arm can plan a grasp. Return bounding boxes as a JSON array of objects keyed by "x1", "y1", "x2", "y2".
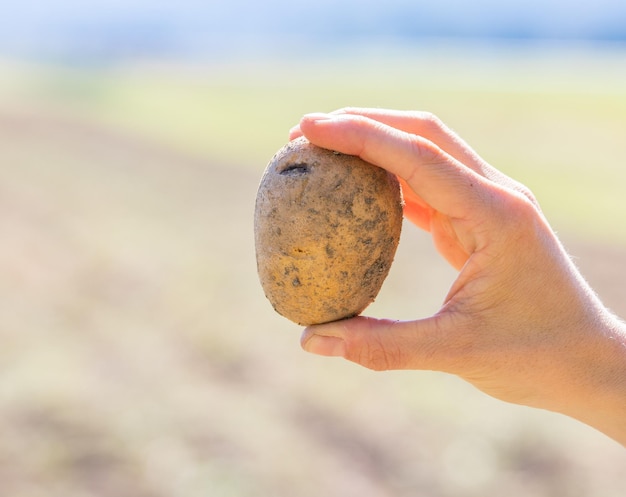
[{"x1": 1, "y1": 1, "x2": 626, "y2": 496}]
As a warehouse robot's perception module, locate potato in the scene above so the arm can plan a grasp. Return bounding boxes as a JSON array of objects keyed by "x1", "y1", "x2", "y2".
[{"x1": 254, "y1": 137, "x2": 403, "y2": 326}]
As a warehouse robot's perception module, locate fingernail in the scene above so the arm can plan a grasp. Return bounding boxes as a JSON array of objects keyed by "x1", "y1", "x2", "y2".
[
  {"x1": 288, "y1": 124, "x2": 302, "y2": 139},
  {"x1": 303, "y1": 334, "x2": 346, "y2": 357},
  {"x1": 302, "y1": 112, "x2": 335, "y2": 122}
]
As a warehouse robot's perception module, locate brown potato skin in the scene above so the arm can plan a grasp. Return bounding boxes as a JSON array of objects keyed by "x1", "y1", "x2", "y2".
[{"x1": 254, "y1": 137, "x2": 403, "y2": 326}]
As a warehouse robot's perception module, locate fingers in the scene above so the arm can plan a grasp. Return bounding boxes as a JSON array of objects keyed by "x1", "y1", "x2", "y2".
[
  {"x1": 294, "y1": 113, "x2": 433, "y2": 230},
  {"x1": 291, "y1": 107, "x2": 486, "y2": 173},
  {"x1": 332, "y1": 108, "x2": 490, "y2": 173},
  {"x1": 300, "y1": 316, "x2": 446, "y2": 371},
  {"x1": 291, "y1": 108, "x2": 531, "y2": 203},
  {"x1": 397, "y1": 177, "x2": 433, "y2": 231},
  {"x1": 296, "y1": 112, "x2": 491, "y2": 224}
]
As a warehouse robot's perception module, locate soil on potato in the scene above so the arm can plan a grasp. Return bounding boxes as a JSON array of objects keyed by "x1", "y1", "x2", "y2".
[
  {"x1": 1, "y1": 107, "x2": 625, "y2": 496},
  {"x1": 255, "y1": 138, "x2": 403, "y2": 325}
]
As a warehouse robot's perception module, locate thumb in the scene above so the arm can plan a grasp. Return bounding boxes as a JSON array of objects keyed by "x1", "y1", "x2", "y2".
[{"x1": 300, "y1": 316, "x2": 443, "y2": 371}]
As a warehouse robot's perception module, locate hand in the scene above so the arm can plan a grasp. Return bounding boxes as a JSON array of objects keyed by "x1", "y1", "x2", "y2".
[{"x1": 289, "y1": 108, "x2": 626, "y2": 445}]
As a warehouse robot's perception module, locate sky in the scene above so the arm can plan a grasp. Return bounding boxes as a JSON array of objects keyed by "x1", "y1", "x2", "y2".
[{"x1": 1, "y1": 0, "x2": 626, "y2": 63}]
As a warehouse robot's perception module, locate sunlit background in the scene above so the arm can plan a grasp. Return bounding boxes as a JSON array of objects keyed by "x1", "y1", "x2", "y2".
[{"x1": 1, "y1": 1, "x2": 626, "y2": 496}]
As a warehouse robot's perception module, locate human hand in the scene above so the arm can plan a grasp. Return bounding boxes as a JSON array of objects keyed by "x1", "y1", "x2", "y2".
[{"x1": 289, "y1": 108, "x2": 626, "y2": 444}]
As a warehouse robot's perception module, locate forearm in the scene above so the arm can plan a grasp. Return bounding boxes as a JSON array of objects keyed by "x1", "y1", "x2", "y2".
[{"x1": 555, "y1": 311, "x2": 626, "y2": 446}]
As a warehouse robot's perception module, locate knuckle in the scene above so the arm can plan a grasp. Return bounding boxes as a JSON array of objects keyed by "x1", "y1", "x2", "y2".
[
  {"x1": 490, "y1": 186, "x2": 545, "y2": 239},
  {"x1": 419, "y1": 111, "x2": 445, "y2": 131},
  {"x1": 502, "y1": 177, "x2": 540, "y2": 210},
  {"x1": 414, "y1": 111, "x2": 451, "y2": 140},
  {"x1": 333, "y1": 106, "x2": 361, "y2": 117},
  {"x1": 516, "y1": 184, "x2": 540, "y2": 208},
  {"x1": 508, "y1": 188, "x2": 542, "y2": 220},
  {"x1": 406, "y1": 134, "x2": 443, "y2": 164}
]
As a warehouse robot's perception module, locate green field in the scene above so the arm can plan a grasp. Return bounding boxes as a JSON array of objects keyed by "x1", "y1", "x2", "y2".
[
  {"x1": 4, "y1": 51, "x2": 626, "y2": 240},
  {"x1": 1, "y1": 51, "x2": 626, "y2": 496}
]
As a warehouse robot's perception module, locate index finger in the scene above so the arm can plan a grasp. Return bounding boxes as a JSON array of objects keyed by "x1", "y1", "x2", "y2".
[
  {"x1": 330, "y1": 108, "x2": 488, "y2": 173},
  {"x1": 298, "y1": 112, "x2": 493, "y2": 222}
]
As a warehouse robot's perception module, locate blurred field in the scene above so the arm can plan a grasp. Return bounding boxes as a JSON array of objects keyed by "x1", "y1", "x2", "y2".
[{"x1": 1, "y1": 50, "x2": 626, "y2": 496}]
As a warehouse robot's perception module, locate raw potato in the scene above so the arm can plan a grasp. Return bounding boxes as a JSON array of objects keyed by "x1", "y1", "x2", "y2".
[{"x1": 254, "y1": 137, "x2": 403, "y2": 326}]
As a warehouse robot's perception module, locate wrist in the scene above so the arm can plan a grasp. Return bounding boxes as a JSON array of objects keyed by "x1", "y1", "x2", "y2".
[{"x1": 557, "y1": 312, "x2": 626, "y2": 446}]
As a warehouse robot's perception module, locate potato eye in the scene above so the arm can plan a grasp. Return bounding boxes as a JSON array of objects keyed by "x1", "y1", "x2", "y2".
[{"x1": 280, "y1": 163, "x2": 310, "y2": 176}]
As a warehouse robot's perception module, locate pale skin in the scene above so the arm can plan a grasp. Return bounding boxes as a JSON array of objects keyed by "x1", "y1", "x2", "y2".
[{"x1": 289, "y1": 108, "x2": 626, "y2": 446}]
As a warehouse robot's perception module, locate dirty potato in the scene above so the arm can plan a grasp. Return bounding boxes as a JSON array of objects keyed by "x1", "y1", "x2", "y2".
[{"x1": 254, "y1": 137, "x2": 403, "y2": 326}]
